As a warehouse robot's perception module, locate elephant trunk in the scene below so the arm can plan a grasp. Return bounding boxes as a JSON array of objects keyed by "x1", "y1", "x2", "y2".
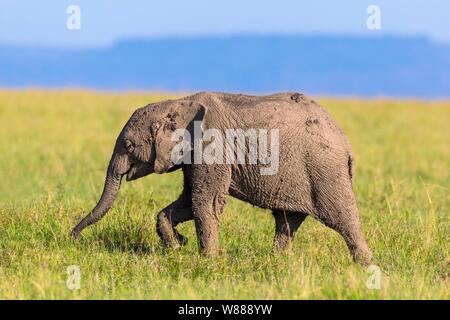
[
  {"x1": 71, "y1": 153, "x2": 128, "y2": 238},
  {"x1": 89, "y1": 172, "x2": 122, "y2": 220}
]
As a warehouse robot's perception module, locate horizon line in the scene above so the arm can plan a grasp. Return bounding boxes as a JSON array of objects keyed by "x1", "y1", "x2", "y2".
[{"x1": 0, "y1": 32, "x2": 447, "y2": 50}]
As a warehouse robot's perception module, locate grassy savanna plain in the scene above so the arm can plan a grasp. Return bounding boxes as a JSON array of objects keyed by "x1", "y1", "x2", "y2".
[{"x1": 0, "y1": 90, "x2": 448, "y2": 299}]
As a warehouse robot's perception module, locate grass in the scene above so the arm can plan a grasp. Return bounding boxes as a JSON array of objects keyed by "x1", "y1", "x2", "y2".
[{"x1": 0, "y1": 90, "x2": 448, "y2": 299}]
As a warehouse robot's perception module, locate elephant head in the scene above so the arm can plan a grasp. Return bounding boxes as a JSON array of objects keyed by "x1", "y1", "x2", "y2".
[{"x1": 71, "y1": 99, "x2": 206, "y2": 238}]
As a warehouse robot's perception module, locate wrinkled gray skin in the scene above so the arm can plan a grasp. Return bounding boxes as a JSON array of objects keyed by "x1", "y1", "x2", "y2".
[{"x1": 71, "y1": 92, "x2": 373, "y2": 265}]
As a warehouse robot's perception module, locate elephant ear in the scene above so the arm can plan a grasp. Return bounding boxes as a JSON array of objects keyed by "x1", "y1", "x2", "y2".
[{"x1": 152, "y1": 100, "x2": 207, "y2": 173}]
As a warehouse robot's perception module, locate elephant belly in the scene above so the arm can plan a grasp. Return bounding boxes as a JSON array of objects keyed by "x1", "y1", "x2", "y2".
[{"x1": 228, "y1": 165, "x2": 313, "y2": 213}]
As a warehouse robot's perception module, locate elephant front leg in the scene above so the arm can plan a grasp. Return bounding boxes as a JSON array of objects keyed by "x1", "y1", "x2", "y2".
[
  {"x1": 190, "y1": 165, "x2": 231, "y2": 256},
  {"x1": 156, "y1": 201, "x2": 193, "y2": 249},
  {"x1": 193, "y1": 204, "x2": 223, "y2": 256}
]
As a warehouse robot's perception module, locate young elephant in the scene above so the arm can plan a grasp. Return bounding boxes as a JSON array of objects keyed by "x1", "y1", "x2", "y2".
[{"x1": 71, "y1": 92, "x2": 373, "y2": 264}]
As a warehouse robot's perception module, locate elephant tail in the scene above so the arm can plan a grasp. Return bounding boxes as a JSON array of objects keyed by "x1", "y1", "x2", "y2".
[{"x1": 348, "y1": 153, "x2": 355, "y2": 183}]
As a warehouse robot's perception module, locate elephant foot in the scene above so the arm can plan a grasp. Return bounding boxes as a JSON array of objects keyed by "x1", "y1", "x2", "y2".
[
  {"x1": 351, "y1": 246, "x2": 374, "y2": 266},
  {"x1": 198, "y1": 245, "x2": 223, "y2": 257},
  {"x1": 156, "y1": 209, "x2": 191, "y2": 249},
  {"x1": 198, "y1": 237, "x2": 221, "y2": 257},
  {"x1": 157, "y1": 226, "x2": 188, "y2": 249}
]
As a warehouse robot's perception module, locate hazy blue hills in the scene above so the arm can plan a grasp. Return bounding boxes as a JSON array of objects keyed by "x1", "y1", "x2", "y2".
[{"x1": 1, "y1": 35, "x2": 449, "y2": 97}]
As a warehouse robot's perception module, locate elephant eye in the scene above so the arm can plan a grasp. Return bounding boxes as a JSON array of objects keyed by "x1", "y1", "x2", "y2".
[{"x1": 125, "y1": 140, "x2": 134, "y2": 153}]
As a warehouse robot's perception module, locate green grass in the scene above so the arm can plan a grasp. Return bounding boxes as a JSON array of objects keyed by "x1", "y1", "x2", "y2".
[{"x1": 0, "y1": 90, "x2": 448, "y2": 299}]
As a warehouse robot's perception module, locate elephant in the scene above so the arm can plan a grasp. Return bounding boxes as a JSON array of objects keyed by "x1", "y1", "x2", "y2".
[{"x1": 71, "y1": 91, "x2": 373, "y2": 265}]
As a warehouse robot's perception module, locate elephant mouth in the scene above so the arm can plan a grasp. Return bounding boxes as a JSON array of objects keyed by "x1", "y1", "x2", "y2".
[
  {"x1": 125, "y1": 164, "x2": 136, "y2": 181},
  {"x1": 125, "y1": 163, "x2": 154, "y2": 181}
]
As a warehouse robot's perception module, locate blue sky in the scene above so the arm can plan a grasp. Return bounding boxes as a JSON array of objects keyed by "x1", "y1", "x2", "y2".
[{"x1": 0, "y1": 0, "x2": 449, "y2": 47}]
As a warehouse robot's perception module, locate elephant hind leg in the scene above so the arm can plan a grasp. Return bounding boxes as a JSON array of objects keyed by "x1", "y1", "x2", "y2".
[
  {"x1": 310, "y1": 176, "x2": 373, "y2": 265},
  {"x1": 272, "y1": 210, "x2": 308, "y2": 251}
]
